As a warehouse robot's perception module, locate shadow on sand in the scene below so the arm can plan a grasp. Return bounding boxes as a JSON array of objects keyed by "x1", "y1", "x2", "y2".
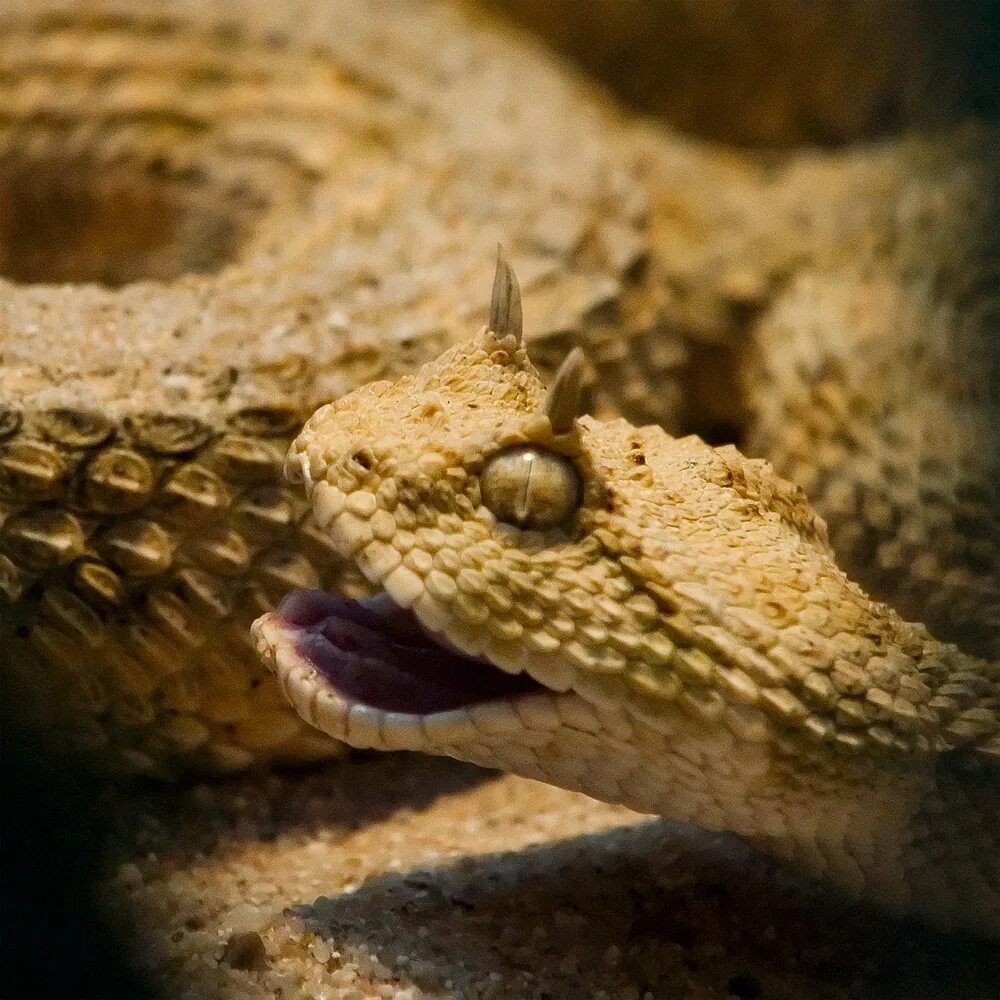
[{"x1": 294, "y1": 817, "x2": 999, "y2": 1000}]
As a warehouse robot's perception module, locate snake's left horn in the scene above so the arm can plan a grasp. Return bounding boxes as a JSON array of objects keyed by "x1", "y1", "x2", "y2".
[{"x1": 489, "y1": 245, "x2": 522, "y2": 343}]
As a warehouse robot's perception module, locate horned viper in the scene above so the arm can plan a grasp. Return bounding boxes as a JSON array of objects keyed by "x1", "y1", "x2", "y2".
[
  {"x1": 0, "y1": 0, "x2": 996, "y2": 790},
  {"x1": 254, "y1": 255, "x2": 999, "y2": 935}
]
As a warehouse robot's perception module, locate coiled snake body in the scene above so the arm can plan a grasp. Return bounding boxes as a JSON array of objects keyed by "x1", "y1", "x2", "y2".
[{"x1": 0, "y1": 0, "x2": 997, "y2": 933}]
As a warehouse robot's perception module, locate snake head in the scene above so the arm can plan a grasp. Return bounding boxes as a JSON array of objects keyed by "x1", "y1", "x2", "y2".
[
  {"x1": 252, "y1": 255, "x2": 701, "y2": 781},
  {"x1": 252, "y1": 255, "x2": 994, "y2": 826},
  {"x1": 251, "y1": 304, "x2": 650, "y2": 765}
]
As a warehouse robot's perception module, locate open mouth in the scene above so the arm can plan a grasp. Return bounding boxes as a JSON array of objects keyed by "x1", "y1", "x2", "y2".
[
  {"x1": 252, "y1": 588, "x2": 553, "y2": 750},
  {"x1": 276, "y1": 589, "x2": 542, "y2": 712}
]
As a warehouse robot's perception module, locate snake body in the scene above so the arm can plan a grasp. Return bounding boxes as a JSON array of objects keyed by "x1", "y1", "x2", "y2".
[
  {"x1": 0, "y1": 0, "x2": 997, "y2": 925},
  {"x1": 1, "y1": 0, "x2": 669, "y2": 773}
]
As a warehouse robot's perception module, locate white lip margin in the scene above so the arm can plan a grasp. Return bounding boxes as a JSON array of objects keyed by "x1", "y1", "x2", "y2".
[{"x1": 251, "y1": 609, "x2": 571, "y2": 754}]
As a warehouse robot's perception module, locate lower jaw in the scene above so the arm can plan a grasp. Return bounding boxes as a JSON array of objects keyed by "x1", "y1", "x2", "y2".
[
  {"x1": 253, "y1": 604, "x2": 652, "y2": 817},
  {"x1": 251, "y1": 589, "x2": 683, "y2": 820}
]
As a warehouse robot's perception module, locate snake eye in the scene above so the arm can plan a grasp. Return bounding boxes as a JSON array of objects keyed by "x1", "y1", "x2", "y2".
[{"x1": 480, "y1": 445, "x2": 581, "y2": 530}]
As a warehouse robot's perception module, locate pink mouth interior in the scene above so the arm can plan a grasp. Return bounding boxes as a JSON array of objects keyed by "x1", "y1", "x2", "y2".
[{"x1": 275, "y1": 590, "x2": 542, "y2": 714}]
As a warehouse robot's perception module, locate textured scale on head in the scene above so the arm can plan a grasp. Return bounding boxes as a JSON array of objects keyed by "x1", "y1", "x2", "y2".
[{"x1": 253, "y1": 251, "x2": 1000, "y2": 936}]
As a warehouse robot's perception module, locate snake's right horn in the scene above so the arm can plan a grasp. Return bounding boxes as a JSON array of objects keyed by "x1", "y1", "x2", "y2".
[{"x1": 544, "y1": 347, "x2": 586, "y2": 434}]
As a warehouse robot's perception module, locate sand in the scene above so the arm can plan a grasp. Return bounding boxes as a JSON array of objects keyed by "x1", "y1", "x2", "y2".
[{"x1": 98, "y1": 753, "x2": 998, "y2": 999}]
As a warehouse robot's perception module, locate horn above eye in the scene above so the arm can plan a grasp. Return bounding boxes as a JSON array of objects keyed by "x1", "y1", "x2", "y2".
[
  {"x1": 489, "y1": 245, "x2": 522, "y2": 342},
  {"x1": 543, "y1": 346, "x2": 586, "y2": 434},
  {"x1": 480, "y1": 445, "x2": 581, "y2": 530}
]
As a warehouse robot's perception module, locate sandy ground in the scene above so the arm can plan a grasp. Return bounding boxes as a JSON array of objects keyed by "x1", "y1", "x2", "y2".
[{"x1": 96, "y1": 753, "x2": 999, "y2": 1000}]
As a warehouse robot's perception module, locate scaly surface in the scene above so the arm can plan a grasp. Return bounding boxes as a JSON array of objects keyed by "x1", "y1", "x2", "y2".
[
  {"x1": 0, "y1": 0, "x2": 665, "y2": 774},
  {"x1": 255, "y1": 285, "x2": 999, "y2": 934},
  {"x1": 0, "y1": 0, "x2": 997, "y2": 782}
]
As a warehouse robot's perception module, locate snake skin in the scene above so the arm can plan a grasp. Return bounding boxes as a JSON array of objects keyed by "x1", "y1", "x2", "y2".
[
  {"x1": 255, "y1": 286, "x2": 998, "y2": 935},
  {"x1": 0, "y1": 0, "x2": 997, "y2": 783},
  {"x1": 0, "y1": 0, "x2": 670, "y2": 774}
]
